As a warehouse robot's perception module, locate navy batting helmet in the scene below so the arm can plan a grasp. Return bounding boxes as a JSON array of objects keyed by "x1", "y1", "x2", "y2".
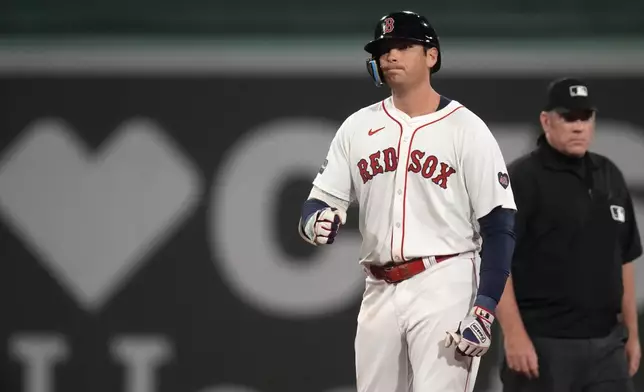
[{"x1": 364, "y1": 11, "x2": 441, "y2": 87}]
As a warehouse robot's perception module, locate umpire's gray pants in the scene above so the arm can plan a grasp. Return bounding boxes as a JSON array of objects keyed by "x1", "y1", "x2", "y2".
[{"x1": 500, "y1": 324, "x2": 634, "y2": 392}]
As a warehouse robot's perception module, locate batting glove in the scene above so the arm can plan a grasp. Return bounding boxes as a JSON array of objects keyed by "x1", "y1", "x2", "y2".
[
  {"x1": 444, "y1": 305, "x2": 495, "y2": 357},
  {"x1": 303, "y1": 207, "x2": 347, "y2": 245}
]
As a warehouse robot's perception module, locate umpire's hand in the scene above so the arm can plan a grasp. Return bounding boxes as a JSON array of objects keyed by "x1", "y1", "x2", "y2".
[
  {"x1": 625, "y1": 335, "x2": 641, "y2": 376},
  {"x1": 504, "y1": 331, "x2": 539, "y2": 379}
]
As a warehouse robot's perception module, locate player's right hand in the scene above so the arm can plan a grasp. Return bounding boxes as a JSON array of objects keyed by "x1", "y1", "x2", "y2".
[
  {"x1": 504, "y1": 331, "x2": 539, "y2": 379},
  {"x1": 311, "y1": 207, "x2": 347, "y2": 245}
]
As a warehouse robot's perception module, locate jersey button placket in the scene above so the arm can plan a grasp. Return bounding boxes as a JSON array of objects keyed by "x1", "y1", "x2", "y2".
[{"x1": 393, "y1": 128, "x2": 410, "y2": 262}]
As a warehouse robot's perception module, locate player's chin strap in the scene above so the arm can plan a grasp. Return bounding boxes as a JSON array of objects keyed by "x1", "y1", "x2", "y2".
[{"x1": 366, "y1": 58, "x2": 384, "y2": 87}]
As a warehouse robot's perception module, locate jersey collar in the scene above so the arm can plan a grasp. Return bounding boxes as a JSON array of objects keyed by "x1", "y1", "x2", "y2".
[{"x1": 384, "y1": 95, "x2": 460, "y2": 124}]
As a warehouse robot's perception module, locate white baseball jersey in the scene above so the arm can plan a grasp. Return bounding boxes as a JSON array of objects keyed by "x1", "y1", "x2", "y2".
[{"x1": 312, "y1": 96, "x2": 516, "y2": 266}]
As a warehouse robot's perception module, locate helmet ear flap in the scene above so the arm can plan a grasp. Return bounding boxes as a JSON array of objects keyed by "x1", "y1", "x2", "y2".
[{"x1": 366, "y1": 58, "x2": 385, "y2": 87}]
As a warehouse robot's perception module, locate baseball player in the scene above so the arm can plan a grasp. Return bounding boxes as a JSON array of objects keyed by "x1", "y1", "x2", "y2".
[{"x1": 298, "y1": 11, "x2": 517, "y2": 392}]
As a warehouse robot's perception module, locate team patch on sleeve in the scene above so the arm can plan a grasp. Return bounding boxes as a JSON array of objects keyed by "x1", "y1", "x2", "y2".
[
  {"x1": 319, "y1": 159, "x2": 328, "y2": 174},
  {"x1": 497, "y1": 172, "x2": 509, "y2": 189}
]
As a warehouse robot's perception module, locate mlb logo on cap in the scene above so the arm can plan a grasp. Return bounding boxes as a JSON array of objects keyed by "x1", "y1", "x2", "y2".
[{"x1": 569, "y1": 85, "x2": 588, "y2": 97}]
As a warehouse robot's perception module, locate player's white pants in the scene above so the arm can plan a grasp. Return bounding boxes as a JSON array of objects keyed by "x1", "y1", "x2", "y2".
[{"x1": 355, "y1": 253, "x2": 480, "y2": 392}]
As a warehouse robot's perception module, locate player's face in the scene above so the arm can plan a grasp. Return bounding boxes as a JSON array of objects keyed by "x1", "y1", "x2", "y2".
[
  {"x1": 540, "y1": 109, "x2": 596, "y2": 157},
  {"x1": 377, "y1": 41, "x2": 437, "y2": 87}
]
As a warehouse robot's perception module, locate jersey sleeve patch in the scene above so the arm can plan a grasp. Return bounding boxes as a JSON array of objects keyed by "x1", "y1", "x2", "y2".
[
  {"x1": 319, "y1": 158, "x2": 328, "y2": 174},
  {"x1": 498, "y1": 172, "x2": 510, "y2": 189}
]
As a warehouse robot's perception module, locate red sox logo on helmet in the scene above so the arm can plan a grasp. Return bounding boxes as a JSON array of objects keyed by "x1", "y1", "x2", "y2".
[{"x1": 384, "y1": 17, "x2": 395, "y2": 34}]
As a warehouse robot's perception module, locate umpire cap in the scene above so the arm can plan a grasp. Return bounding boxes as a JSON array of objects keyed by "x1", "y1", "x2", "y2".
[
  {"x1": 364, "y1": 11, "x2": 441, "y2": 74},
  {"x1": 543, "y1": 77, "x2": 597, "y2": 113}
]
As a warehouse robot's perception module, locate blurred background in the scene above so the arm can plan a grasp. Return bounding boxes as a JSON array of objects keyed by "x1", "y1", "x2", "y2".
[{"x1": 1, "y1": 1, "x2": 644, "y2": 392}]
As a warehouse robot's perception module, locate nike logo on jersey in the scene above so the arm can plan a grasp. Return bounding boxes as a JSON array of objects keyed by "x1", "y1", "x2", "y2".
[
  {"x1": 357, "y1": 148, "x2": 456, "y2": 189},
  {"x1": 368, "y1": 127, "x2": 385, "y2": 136}
]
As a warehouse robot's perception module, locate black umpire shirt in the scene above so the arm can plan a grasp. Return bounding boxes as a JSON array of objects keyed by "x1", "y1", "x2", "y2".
[{"x1": 508, "y1": 135, "x2": 643, "y2": 339}]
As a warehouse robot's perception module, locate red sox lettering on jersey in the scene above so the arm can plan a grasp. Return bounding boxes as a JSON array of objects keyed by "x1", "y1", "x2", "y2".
[
  {"x1": 312, "y1": 97, "x2": 516, "y2": 265},
  {"x1": 357, "y1": 147, "x2": 456, "y2": 189}
]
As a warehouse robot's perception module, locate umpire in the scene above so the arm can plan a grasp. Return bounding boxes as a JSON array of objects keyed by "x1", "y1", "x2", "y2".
[{"x1": 497, "y1": 77, "x2": 643, "y2": 391}]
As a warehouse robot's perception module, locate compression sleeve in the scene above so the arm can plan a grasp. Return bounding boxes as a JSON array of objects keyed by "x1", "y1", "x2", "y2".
[{"x1": 474, "y1": 206, "x2": 516, "y2": 311}]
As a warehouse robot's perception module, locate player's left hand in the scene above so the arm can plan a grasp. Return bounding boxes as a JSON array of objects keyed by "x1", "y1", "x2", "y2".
[{"x1": 444, "y1": 305, "x2": 495, "y2": 357}]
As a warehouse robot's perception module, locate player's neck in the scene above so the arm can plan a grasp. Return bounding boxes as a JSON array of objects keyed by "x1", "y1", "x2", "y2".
[{"x1": 391, "y1": 83, "x2": 441, "y2": 118}]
